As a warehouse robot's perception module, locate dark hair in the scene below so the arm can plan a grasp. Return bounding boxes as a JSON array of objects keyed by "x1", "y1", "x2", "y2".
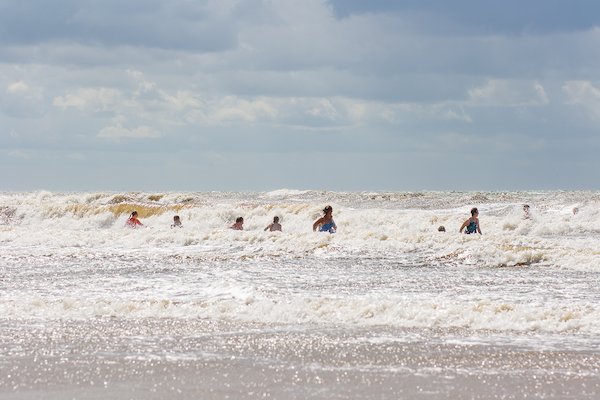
[
  {"x1": 470, "y1": 207, "x2": 478, "y2": 216},
  {"x1": 273, "y1": 216, "x2": 279, "y2": 223},
  {"x1": 236, "y1": 217, "x2": 244, "y2": 223},
  {"x1": 174, "y1": 215, "x2": 180, "y2": 220},
  {"x1": 323, "y1": 205, "x2": 332, "y2": 214},
  {"x1": 131, "y1": 211, "x2": 138, "y2": 217}
]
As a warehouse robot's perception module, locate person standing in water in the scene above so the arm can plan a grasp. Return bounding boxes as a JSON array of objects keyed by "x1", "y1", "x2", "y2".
[
  {"x1": 231, "y1": 217, "x2": 244, "y2": 230},
  {"x1": 460, "y1": 207, "x2": 481, "y2": 235},
  {"x1": 313, "y1": 205, "x2": 337, "y2": 233},
  {"x1": 126, "y1": 211, "x2": 143, "y2": 228},
  {"x1": 523, "y1": 204, "x2": 531, "y2": 219},
  {"x1": 171, "y1": 215, "x2": 182, "y2": 228},
  {"x1": 264, "y1": 216, "x2": 282, "y2": 231}
]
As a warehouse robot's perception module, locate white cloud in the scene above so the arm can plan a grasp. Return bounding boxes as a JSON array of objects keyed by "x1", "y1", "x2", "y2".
[
  {"x1": 562, "y1": 81, "x2": 600, "y2": 119},
  {"x1": 306, "y1": 99, "x2": 339, "y2": 120},
  {"x1": 562, "y1": 81, "x2": 600, "y2": 105},
  {"x1": 6, "y1": 81, "x2": 29, "y2": 93},
  {"x1": 160, "y1": 91, "x2": 204, "y2": 114},
  {"x1": 212, "y1": 97, "x2": 278, "y2": 123},
  {"x1": 443, "y1": 108, "x2": 473, "y2": 123},
  {"x1": 1, "y1": 80, "x2": 45, "y2": 117},
  {"x1": 4, "y1": 80, "x2": 43, "y2": 101},
  {"x1": 97, "y1": 124, "x2": 161, "y2": 141},
  {"x1": 468, "y1": 80, "x2": 549, "y2": 107},
  {"x1": 181, "y1": 96, "x2": 280, "y2": 125},
  {"x1": 53, "y1": 88, "x2": 122, "y2": 112},
  {"x1": 364, "y1": 101, "x2": 473, "y2": 125}
]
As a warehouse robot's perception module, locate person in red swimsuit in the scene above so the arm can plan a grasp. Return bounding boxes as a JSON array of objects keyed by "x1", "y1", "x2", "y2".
[{"x1": 126, "y1": 211, "x2": 143, "y2": 228}]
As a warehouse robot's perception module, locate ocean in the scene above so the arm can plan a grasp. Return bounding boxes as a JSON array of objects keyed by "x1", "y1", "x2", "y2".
[{"x1": 1, "y1": 190, "x2": 599, "y2": 399}]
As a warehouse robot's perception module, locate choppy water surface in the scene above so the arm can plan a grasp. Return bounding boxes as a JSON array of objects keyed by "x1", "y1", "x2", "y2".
[{"x1": 1, "y1": 190, "x2": 599, "y2": 399}]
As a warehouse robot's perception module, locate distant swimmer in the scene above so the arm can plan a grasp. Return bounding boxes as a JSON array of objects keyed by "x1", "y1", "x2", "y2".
[
  {"x1": 171, "y1": 215, "x2": 182, "y2": 228},
  {"x1": 459, "y1": 207, "x2": 481, "y2": 235},
  {"x1": 231, "y1": 217, "x2": 244, "y2": 230},
  {"x1": 438, "y1": 225, "x2": 446, "y2": 232},
  {"x1": 264, "y1": 216, "x2": 282, "y2": 232},
  {"x1": 523, "y1": 204, "x2": 531, "y2": 219},
  {"x1": 313, "y1": 205, "x2": 337, "y2": 233},
  {"x1": 126, "y1": 211, "x2": 143, "y2": 228}
]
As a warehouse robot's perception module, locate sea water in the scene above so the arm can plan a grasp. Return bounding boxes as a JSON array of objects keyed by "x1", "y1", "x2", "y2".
[{"x1": 1, "y1": 190, "x2": 599, "y2": 399}]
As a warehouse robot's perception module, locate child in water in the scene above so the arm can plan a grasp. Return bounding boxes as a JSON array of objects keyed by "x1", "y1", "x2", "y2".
[
  {"x1": 231, "y1": 217, "x2": 244, "y2": 230},
  {"x1": 171, "y1": 215, "x2": 182, "y2": 228},
  {"x1": 126, "y1": 211, "x2": 143, "y2": 228},
  {"x1": 264, "y1": 216, "x2": 282, "y2": 231},
  {"x1": 459, "y1": 207, "x2": 481, "y2": 235}
]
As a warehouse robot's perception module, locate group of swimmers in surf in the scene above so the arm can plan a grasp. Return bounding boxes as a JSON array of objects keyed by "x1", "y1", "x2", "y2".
[
  {"x1": 228, "y1": 205, "x2": 336, "y2": 233},
  {"x1": 126, "y1": 212, "x2": 183, "y2": 228},
  {"x1": 125, "y1": 205, "x2": 338, "y2": 233},
  {"x1": 229, "y1": 215, "x2": 286, "y2": 232},
  {"x1": 127, "y1": 202, "x2": 581, "y2": 235}
]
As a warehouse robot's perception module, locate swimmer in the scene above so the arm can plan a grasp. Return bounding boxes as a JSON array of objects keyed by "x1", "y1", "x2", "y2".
[
  {"x1": 459, "y1": 207, "x2": 481, "y2": 235},
  {"x1": 264, "y1": 216, "x2": 282, "y2": 232},
  {"x1": 171, "y1": 215, "x2": 182, "y2": 228},
  {"x1": 126, "y1": 211, "x2": 143, "y2": 228},
  {"x1": 231, "y1": 217, "x2": 244, "y2": 230},
  {"x1": 438, "y1": 225, "x2": 446, "y2": 232},
  {"x1": 523, "y1": 204, "x2": 531, "y2": 219},
  {"x1": 313, "y1": 205, "x2": 337, "y2": 233}
]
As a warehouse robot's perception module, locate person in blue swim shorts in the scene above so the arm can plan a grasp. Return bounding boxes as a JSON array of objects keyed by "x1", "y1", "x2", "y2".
[
  {"x1": 313, "y1": 205, "x2": 337, "y2": 233},
  {"x1": 460, "y1": 207, "x2": 482, "y2": 235}
]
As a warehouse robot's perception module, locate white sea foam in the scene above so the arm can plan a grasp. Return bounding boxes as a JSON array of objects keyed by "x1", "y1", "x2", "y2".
[
  {"x1": 1, "y1": 190, "x2": 599, "y2": 341},
  {"x1": 0, "y1": 295, "x2": 596, "y2": 334}
]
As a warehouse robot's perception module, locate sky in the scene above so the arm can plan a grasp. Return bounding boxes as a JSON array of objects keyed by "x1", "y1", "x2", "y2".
[{"x1": 1, "y1": 0, "x2": 600, "y2": 191}]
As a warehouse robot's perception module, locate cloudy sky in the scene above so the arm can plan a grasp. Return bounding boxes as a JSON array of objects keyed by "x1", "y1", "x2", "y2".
[{"x1": 1, "y1": 0, "x2": 599, "y2": 191}]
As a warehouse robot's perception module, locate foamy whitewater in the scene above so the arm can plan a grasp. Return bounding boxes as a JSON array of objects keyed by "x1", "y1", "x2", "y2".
[{"x1": 1, "y1": 190, "x2": 599, "y2": 399}]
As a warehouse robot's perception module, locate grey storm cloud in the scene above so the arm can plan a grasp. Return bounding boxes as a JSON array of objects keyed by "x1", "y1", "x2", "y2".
[
  {"x1": 1, "y1": 0, "x2": 600, "y2": 191},
  {"x1": 0, "y1": 0, "x2": 239, "y2": 51},
  {"x1": 330, "y1": 0, "x2": 600, "y2": 34}
]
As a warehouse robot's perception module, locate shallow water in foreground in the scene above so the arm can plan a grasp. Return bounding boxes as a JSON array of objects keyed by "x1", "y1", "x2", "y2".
[
  {"x1": 1, "y1": 190, "x2": 599, "y2": 398},
  {"x1": 2, "y1": 319, "x2": 599, "y2": 400}
]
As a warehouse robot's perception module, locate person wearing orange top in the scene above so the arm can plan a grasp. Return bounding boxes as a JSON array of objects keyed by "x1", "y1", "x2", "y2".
[{"x1": 126, "y1": 211, "x2": 143, "y2": 228}]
